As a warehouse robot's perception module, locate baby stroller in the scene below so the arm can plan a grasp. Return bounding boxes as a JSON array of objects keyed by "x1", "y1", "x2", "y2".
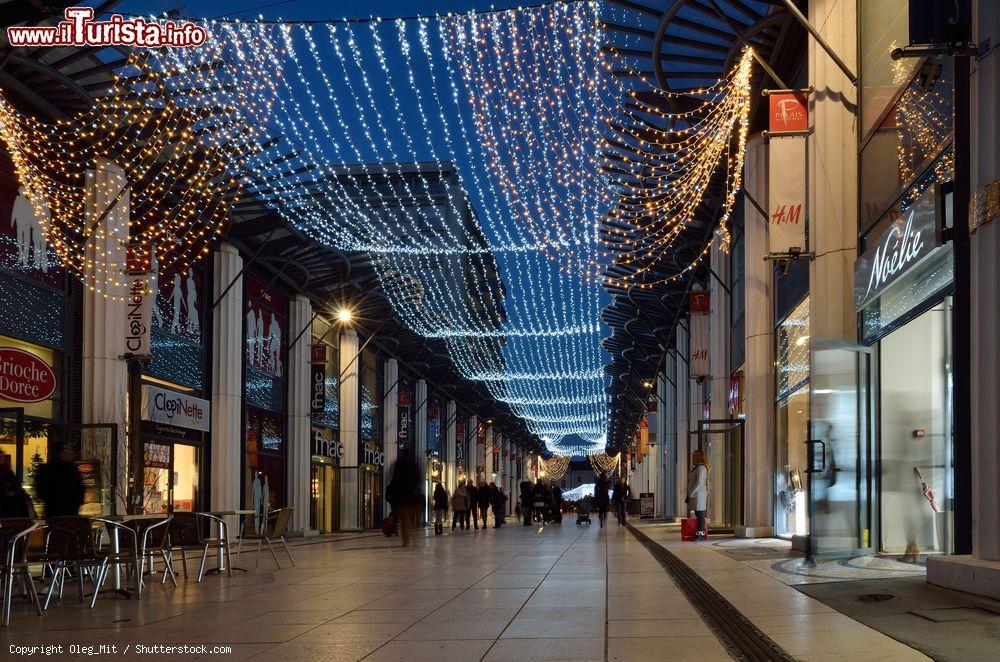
[{"x1": 576, "y1": 496, "x2": 592, "y2": 525}]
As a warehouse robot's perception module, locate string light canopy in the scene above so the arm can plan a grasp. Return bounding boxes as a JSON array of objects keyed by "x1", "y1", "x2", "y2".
[{"x1": 0, "y1": 1, "x2": 757, "y2": 453}]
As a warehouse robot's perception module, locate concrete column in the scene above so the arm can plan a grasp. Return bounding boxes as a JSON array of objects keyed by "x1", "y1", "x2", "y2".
[
  {"x1": 382, "y1": 358, "x2": 398, "y2": 516},
  {"x1": 709, "y1": 244, "x2": 730, "y2": 420},
  {"x1": 286, "y1": 295, "x2": 312, "y2": 535},
  {"x1": 414, "y1": 379, "x2": 427, "y2": 523},
  {"x1": 339, "y1": 329, "x2": 359, "y2": 530},
  {"x1": 675, "y1": 329, "x2": 690, "y2": 518},
  {"x1": 445, "y1": 400, "x2": 457, "y2": 494},
  {"x1": 81, "y1": 158, "x2": 128, "y2": 515},
  {"x1": 209, "y1": 243, "x2": 243, "y2": 519},
  {"x1": 928, "y1": 0, "x2": 1000, "y2": 600},
  {"x1": 738, "y1": 134, "x2": 775, "y2": 538},
  {"x1": 807, "y1": 0, "x2": 858, "y2": 345}
]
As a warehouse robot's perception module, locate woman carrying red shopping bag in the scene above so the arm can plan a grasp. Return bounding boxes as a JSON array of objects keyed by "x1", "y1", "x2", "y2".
[{"x1": 686, "y1": 450, "x2": 709, "y2": 541}]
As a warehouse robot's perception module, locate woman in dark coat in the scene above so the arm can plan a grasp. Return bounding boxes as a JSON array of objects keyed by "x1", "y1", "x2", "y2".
[
  {"x1": 489, "y1": 483, "x2": 505, "y2": 528},
  {"x1": 593, "y1": 471, "x2": 611, "y2": 528},
  {"x1": 519, "y1": 481, "x2": 533, "y2": 526},
  {"x1": 467, "y1": 482, "x2": 479, "y2": 529},
  {"x1": 432, "y1": 482, "x2": 449, "y2": 536}
]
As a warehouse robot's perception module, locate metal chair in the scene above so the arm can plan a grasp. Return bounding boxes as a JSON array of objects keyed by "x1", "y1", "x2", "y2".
[
  {"x1": 125, "y1": 516, "x2": 176, "y2": 588},
  {"x1": 0, "y1": 518, "x2": 42, "y2": 626},
  {"x1": 39, "y1": 516, "x2": 130, "y2": 609},
  {"x1": 167, "y1": 512, "x2": 232, "y2": 582},
  {"x1": 235, "y1": 508, "x2": 295, "y2": 569}
]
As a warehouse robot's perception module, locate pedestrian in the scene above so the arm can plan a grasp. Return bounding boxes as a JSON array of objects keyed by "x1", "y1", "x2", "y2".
[
  {"x1": 477, "y1": 480, "x2": 491, "y2": 528},
  {"x1": 432, "y1": 482, "x2": 449, "y2": 535},
  {"x1": 551, "y1": 483, "x2": 563, "y2": 523},
  {"x1": 593, "y1": 471, "x2": 611, "y2": 528},
  {"x1": 687, "y1": 450, "x2": 709, "y2": 541},
  {"x1": 451, "y1": 479, "x2": 470, "y2": 530},
  {"x1": 489, "y1": 482, "x2": 505, "y2": 528},
  {"x1": 519, "y1": 480, "x2": 533, "y2": 526},
  {"x1": 35, "y1": 445, "x2": 84, "y2": 517},
  {"x1": 387, "y1": 450, "x2": 422, "y2": 547},
  {"x1": 612, "y1": 477, "x2": 631, "y2": 526},
  {"x1": 0, "y1": 454, "x2": 31, "y2": 518},
  {"x1": 467, "y1": 481, "x2": 480, "y2": 529},
  {"x1": 532, "y1": 480, "x2": 548, "y2": 523}
]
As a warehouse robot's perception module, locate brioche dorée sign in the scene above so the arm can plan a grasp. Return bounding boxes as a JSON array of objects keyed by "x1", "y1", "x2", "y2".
[
  {"x1": 854, "y1": 187, "x2": 940, "y2": 311},
  {"x1": 0, "y1": 348, "x2": 56, "y2": 403}
]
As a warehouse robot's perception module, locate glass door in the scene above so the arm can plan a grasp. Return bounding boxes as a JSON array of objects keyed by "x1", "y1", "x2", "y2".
[
  {"x1": 692, "y1": 419, "x2": 744, "y2": 531},
  {"x1": 809, "y1": 345, "x2": 874, "y2": 558}
]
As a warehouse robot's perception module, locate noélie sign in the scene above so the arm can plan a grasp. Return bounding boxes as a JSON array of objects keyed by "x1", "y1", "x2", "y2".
[
  {"x1": 854, "y1": 188, "x2": 940, "y2": 311},
  {"x1": 0, "y1": 347, "x2": 56, "y2": 403}
]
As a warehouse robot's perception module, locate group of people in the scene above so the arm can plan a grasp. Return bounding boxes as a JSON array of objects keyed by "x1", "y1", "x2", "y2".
[
  {"x1": 435, "y1": 479, "x2": 507, "y2": 534},
  {"x1": 591, "y1": 472, "x2": 632, "y2": 527},
  {"x1": 0, "y1": 445, "x2": 85, "y2": 519},
  {"x1": 518, "y1": 479, "x2": 563, "y2": 525}
]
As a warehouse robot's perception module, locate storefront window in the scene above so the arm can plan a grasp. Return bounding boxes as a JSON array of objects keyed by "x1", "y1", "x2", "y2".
[
  {"x1": 246, "y1": 406, "x2": 285, "y2": 509},
  {"x1": 245, "y1": 276, "x2": 286, "y2": 412},
  {"x1": 878, "y1": 299, "x2": 953, "y2": 555},
  {"x1": 360, "y1": 350, "x2": 381, "y2": 446},
  {"x1": 860, "y1": 0, "x2": 916, "y2": 136},
  {"x1": 147, "y1": 257, "x2": 205, "y2": 390},
  {"x1": 775, "y1": 297, "x2": 810, "y2": 538}
]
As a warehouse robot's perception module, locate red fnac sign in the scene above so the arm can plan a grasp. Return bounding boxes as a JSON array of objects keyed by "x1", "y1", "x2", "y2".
[
  {"x1": 689, "y1": 290, "x2": 710, "y2": 314},
  {"x1": 769, "y1": 93, "x2": 808, "y2": 133},
  {"x1": 0, "y1": 347, "x2": 56, "y2": 403}
]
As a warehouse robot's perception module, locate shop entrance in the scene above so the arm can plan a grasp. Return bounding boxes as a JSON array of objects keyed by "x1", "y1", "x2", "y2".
[
  {"x1": 310, "y1": 459, "x2": 340, "y2": 533},
  {"x1": 141, "y1": 441, "x2": 200, "y2": 513},
  {"x1": 360, "y1": 465, "x2": 382, "y2": 530},
  {"x1": 808, "y1": 344, "x2": 875, "y2": 559},
  {"x1": 690, "y1": 419, "x2": 744, "y2": 531}
]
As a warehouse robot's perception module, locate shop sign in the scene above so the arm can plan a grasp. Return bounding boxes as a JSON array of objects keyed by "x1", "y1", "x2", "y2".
[
  {"x1": 689, "y1": 313, "x2": 710, "y2": 379},
  {"x1": 640, "y1": 492, "x2": 654, "y2": 518},
  {"x1": 767, "y1": 134, "x2": 806, "y2": 254},
  {"x1": 768, "y1": 93, "x2": 808, "y2": 133},
  {"x1": 689, "y1": 290, "x2": 710, "y2": 314},
  {"x1": 854, "y1": 188, "x2": 940, "y2": 311},
  {"x1": 455, "y1": 422, "x2": 465, "y2": 466},
  {"x1": 0, "y1": 347, "x2": 56, "y2": 403},
  {"x1": 310, "y1": 363, "x2": 326, "y2": 419},
  {"x1": 728, "y1": 370, "x2": 744, "y2": 418},
  {"x1": 310, "y1": 344, "x2": 326, "y2": 364},
  {"x1": 312, "y1": 427, "x2": 342, "y2": 460},
  {"x1": 124, "y1": 244, "x2": 153, "y2": 356},
  {"x1": 76, "y1": 460, "x2": 102, "y2": 505},
  {"x1": 363, "y1": 443, "x2": 384, "y2": 468},
  {"x1": 140, "y1": 420, "x2": 201, "y2": 442},
  {"x1": 142, "y1": 384, "x2": 210, "y2": 431}
]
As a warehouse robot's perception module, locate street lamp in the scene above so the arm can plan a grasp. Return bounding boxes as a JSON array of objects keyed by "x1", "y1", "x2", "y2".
[{"x1": 336, "y1": 307, "x2": 354, "y2": 324}]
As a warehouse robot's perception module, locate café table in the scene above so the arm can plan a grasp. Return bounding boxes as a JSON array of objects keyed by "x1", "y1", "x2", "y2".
[{"x1": 93, "y1": 513, "x2": 166, "y2": 597}]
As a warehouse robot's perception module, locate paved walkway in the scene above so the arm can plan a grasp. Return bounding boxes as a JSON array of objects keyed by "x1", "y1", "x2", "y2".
[{"x1": 2, "y1": 521, "x2": 929, "y2": 661}]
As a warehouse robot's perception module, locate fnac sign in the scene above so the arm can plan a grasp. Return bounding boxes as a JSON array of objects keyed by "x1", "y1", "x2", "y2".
[{"x1": 0, "y1": 347, "x2": 56, "y2": 403}]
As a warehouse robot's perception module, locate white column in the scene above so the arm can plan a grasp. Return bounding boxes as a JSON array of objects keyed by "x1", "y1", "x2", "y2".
[
  {"x1": 738, "y1": 134, "x2": 775, "y2": 538},
  {"x1": 709, "y1": 245, "x2": 730, "y2": 418},
  {"x1": 675, "y1": 331, "x2": 690, "y2": 518},
  {"x1": 81, "y1": 158, "x2": 128, "y2": 514},
  {"x1": 382, "y1": 358, "x2": 398, "y2": 517},
  {"x1": 807, "y1": 0, "x2": 858, "y2": 345},
  {"x1": 339, "y1": 329, "x2": 359, "y2": 530},
  {"x1": 287, "y1": 295, "x2": 312, "y2": 535},
  {"x1": 210, "y1": 243, "x2": 242, "y2": 518},
  {"x1": 927, "y1": 0, "x2": 1000, "y2": 600},
  {"x1": 445, "y1": 400, "x2": 457, "y2": 494},
  {"x1": 414, "y1": 379, "x2": 427, "y2": 523}
]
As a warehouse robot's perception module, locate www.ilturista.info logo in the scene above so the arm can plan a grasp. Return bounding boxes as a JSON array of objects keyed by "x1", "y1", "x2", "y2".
[{"x1": 7, "y1": 7, "x2": 207, "y2": 48}]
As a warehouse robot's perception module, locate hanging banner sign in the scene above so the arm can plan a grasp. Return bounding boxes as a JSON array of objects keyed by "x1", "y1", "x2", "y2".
[
  {"x1": 456, "y1": 421, "x2": 465, "y2": 467},
  {"x1": 310, "y1": 344, "x2": 327, "y2": 364},
  {"x1": 689, "y1": 312, "x2": 710, "y2": 379},
  {"x1": 310, "y1": 362, "x2": 326, "y2": 419},
  {"x1": 124, "y1": 244, "x2": 153, "y2": 356},
  {"x1": 767, "y1": 135, "x2": 807, "y2": 254},
  {"x1": 854, "y1": 186, "x2": 940, "y2": 310},
  {"x1": 768, "y1": 93, "x2": 808, "y2": 133}
]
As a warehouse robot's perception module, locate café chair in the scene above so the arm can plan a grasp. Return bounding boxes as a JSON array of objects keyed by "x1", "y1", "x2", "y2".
[
  {"x1": 167, "y1": 512, "x2": 232, "y2": 582},
  {"x1": 0, "y1": 518, "x2": 43, "y2": 626},
  {"x1": 234, "y1": 507, "x2": 295, "y2": 569}
]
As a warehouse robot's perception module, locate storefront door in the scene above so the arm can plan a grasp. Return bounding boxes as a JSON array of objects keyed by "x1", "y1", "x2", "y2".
[
  {"x1": 142, "y1": 441, "x2": 200, "y2": 513},
  {"x1": 691, "y1": 419, "x2": 744, "y2": 531},
  {"x1": 310, "y1": 461, "x2": 340, "y2": 533},
  {"x1": 808, "y1": 345, "x2": 875, "y2": 558},
  {"x1": 361, "y1": 466, "x2": 382, "y2": 530}
]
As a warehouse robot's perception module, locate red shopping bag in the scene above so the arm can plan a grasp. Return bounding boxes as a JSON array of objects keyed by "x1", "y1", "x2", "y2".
[{"x1": 681, "y1": 517, "x2": 703, "y2": 541}]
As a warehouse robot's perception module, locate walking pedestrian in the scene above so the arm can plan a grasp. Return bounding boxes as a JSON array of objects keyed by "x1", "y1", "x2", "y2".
[
  {"x1": 489, "y1": 483, "x2": 505, "y2": 528},
  {"x1": 432, "y1": 482, "x2": 449, "y2": 535},
  {"x1": 687, "y1": 450, "x2": 709, "y2": 541},
  {"x1": 467, "y1": 481, "x2": 480, "y2": 529},
  {"x1": 551, "y1": 483, "x2": 563, "y2": 523},
  {"x1": 35, "y1": 445, "x2": 83, "y2": 517},
  {"x1": 612, "y1": 477, "x2": 631, "y2": 526},
  {"x1": 477, "y1": 480, "x2": 491, "y2": 528},
  {"x1": 519, "y1": 481, "x2": 533, "y2": 526},
  {"x1": 532, "y1": 481, "x2": 548, "y2": 523},
  {"x1": 451, "y1": 479, "x2": 470, "y2": 530},
  {"x1": 0, "y1": 454, "x2": 30, "y2": 518},
  {"x1": 593, "y1": 471, "x2": 611, "y2": 528},
  {"x1": 387, "y1": 450, "x2": 422, "y2": 547}
]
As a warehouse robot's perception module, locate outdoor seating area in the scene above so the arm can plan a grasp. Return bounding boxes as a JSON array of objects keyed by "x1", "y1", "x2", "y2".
[{"x1": 0, "y1": 508, "x2": 295, "y2": 627}]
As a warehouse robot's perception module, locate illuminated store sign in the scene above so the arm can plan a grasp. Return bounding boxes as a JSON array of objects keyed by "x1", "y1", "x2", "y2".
[
  {"x1": 143, "y1": 384, "x2": 210, "y2": 431},
  {"x1": 0, "y1": 347, "x2": 56, "y2": 403}
]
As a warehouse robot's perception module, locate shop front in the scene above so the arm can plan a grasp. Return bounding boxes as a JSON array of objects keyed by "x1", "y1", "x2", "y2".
[
  {"x1": 774, "y1": 296, "x2": 810, "y2": 541},
  {"x1": 310, "y1": 425, "x2": 341, "y2": 533},
  {"x1": 857, "y1": 184, "x2": 955, "y2": 558},
  {"x1": 360, "y1": 441, "x2": 384, "y2": 530},
  {"x1": 139, "y1": 383, "x2": 208, "y2": 513}
]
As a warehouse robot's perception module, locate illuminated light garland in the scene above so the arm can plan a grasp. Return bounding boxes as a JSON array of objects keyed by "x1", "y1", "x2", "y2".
[
  {"x1": 589, "y1": 451, "x2": 619, "y2": 474},
  {"x1": 539, "y1": 453, "x2": 570, "y2": 481}
]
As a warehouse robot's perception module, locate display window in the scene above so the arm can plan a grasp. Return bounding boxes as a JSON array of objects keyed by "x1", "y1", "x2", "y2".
[
  {"x1": 245, "y1": 275, "x2": 286, "y2": 412},
  {"x1": 774, "y1": 297, "x2": 810, "y2": 539},
  {"x1": 147, "y1": 253, "x2": 205, "y2": 390},
  {"x1": 141, "y1": 441, "x2": 200, "y2": 514}
]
